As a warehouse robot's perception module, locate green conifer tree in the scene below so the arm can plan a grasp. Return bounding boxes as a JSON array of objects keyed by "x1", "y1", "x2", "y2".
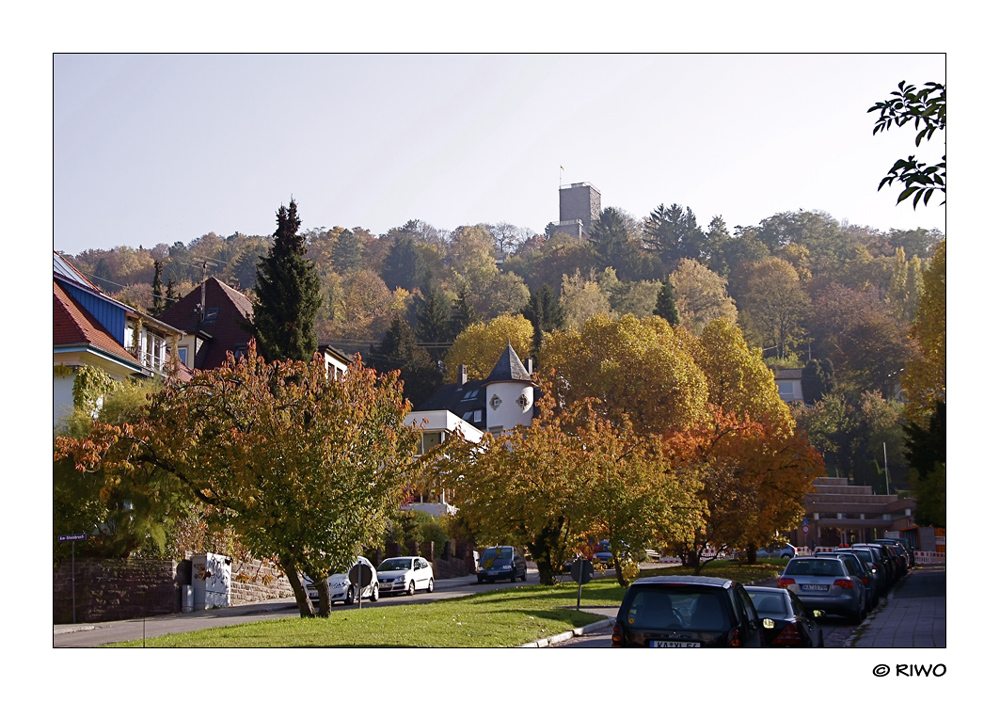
[
  {"x1": 653, "y1": 278, "x2": 680, "y2": 326},
  {"x1": 247, "y1": 199, "x2": 322, "y2": 362},
  {"x1": 368, "y1": 315, "x2": 443, "y2": 407},
  {"x1": 521, "y1": 283, "x2": 566, "y2": 353},
  {"x1": 151, "y1": 260, "x2": 165, "y2": 316},
  {"x1": 450, "y1": 282, "x2": 481, "y2": 339},
  {"x1": 416, "y1": 283, "x2": 452, "y2": 359}
]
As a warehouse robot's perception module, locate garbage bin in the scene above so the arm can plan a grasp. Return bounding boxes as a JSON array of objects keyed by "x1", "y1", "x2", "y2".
[{"x1": 181, "y1": 585, "x2": 193, "y2": 613}]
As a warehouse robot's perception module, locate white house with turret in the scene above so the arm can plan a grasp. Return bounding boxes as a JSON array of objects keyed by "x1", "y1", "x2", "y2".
[{"x1": 403, "y1": 343, "x2": 537, "y2": 515}]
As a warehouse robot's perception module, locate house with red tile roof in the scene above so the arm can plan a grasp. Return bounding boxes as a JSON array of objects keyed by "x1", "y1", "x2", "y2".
[
  {"x1": 156, "y1": 276, "x2": 352, "y2": 376},
  {"x1": 54, "y1": 252, "x2": 192, "y2": 426}
]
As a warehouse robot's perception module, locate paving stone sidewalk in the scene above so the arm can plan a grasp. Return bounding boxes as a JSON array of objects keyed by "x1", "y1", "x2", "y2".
[{"x1": 846, "y1": 564, "x2": 945, "y2": 647}]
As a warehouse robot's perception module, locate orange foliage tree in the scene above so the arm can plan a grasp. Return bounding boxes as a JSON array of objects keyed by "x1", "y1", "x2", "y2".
[
  {"x1": 55, "y1": 341, "x2": 422, "y2": 618},
  {"x1": 662, "y1": 408, "x2": 825, "y2": 573}
]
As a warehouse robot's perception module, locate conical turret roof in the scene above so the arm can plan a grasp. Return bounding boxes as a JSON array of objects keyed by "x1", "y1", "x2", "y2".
[{"x1": 485, "y1": 342, "x2": 531, "y2": 383}]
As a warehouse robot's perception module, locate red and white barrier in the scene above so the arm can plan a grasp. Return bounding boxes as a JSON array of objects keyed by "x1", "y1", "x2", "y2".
[{"x1": 914, "y1": 550, "x2": 945, "y2": 565}]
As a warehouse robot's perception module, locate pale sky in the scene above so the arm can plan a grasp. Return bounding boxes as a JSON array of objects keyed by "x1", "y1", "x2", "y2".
[{"x1": 54, "y1": 53, "x2": 945, "y2": 254}]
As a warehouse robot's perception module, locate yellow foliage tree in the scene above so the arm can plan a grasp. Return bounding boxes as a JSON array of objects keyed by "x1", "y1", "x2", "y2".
[
  {"x1": 902, "y1": 238, "x2": 945, "y2": 421},
  {"x1": 688, "y1": 318, "x2": 794, "y2": 434},
  {"x1": 540, "y1": 313, "x2": 708, "y2": 434},
  {"x1": 443, "y1": 313, "x2": 534, "y2": 381}
]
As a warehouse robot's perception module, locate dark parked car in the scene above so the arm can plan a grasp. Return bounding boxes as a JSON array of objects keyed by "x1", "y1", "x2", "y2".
[
  {"x1": 855, "y1": 543, "x2": 897, "y2": 585},
  {"x1": 840, "y1": 547, "x2": 887, "y2": 598},
  {"x1": 612, "y1": 576, "x2": 766, "y2": 647},
  {"x1": 779, "y1": 557, "x2": 866, "y2": 624},
  {"x1": 875, "y1": 537, "x2": 914, "y2": 568},
  {"x1": 477, "y1": 546, "x2": 527, "y2": 583},
  {"x1": 746, "y1": 586, "x2": 825, "y2": 647}
]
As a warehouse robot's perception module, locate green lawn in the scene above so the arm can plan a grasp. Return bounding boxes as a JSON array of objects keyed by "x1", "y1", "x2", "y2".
[{"x1": 109, "y1": 560, "x2": 783, "y2": 647}]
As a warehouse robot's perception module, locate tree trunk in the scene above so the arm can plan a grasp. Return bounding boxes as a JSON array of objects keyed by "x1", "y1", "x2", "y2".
[
  {"x1": 279, "y1": 555, "x2": 315, "y2": 618},
  {"x1": 314, "y1": 574, "x2": 332, "y2": 618},
  {"x1": 613, "y1": 552, "x2": 628, "y2": 587},
  {"x1": 746, "y1": 542, "x2": 758, "y2": 565}
]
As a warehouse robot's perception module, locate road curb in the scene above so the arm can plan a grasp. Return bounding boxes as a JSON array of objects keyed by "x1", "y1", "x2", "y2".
[{"x1": 520, "y1": 616, "x2": 615, "y2": 647}]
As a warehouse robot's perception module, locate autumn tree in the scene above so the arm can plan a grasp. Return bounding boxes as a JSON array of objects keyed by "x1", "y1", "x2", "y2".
[
  {"x1": 443, "y1": 313, "x2": 534, "y2": 381},
  {"x1": 559, "y1": 269, "x2": 611, "y2": 330},
  {"x1": 662, "y1": 409, "x2": 825, "y2": 571},
  {"x1": 902, "y1": 239, "x2": 945, "y2": 420},
  {"x1": 428, "y1": 389, "x2": 703, "y2": 585},
  {"x1": 736, "y1": 257, "x2": 810, "y2": 359},
  {"x1": 54, "y1": 371, "x2": 186, "y2": 563},
  {"x1": 688, "y1": 318, "x2": 794, "y2": 432},
  {"x1": 571, "y1": 405, "x2": 704, "y2": 585},
  {"x1": 540, "y1": 313, "x2": 708, "y2": 435},
  {"x1": 55, "y1": 342, "x2": 421, "y2": 618},
  {"x1": 246, "y1": 199, "x2": 322, "y2": 362},
  {"x1": 669, "y1": 258, "x2": 738, "y2": 335}
]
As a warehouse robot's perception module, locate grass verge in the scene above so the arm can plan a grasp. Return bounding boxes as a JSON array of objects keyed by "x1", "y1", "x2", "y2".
[{"x1": 108, "y1": 560, "x2": 783, "y2": 647}]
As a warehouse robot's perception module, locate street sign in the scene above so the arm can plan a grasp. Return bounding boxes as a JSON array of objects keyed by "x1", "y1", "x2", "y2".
[
  {"x1": 58, "y1": 533, "x2": 88, "y2": 543},
  {"x1": 802, "y1": 525, "x2": 810, "y2": 535},
  {"x1": 570, "y1": 559, "x2": 594, "y2": 585},
  {"x1": 348, "y1": 563, "x2": 373, "y2": 587}
]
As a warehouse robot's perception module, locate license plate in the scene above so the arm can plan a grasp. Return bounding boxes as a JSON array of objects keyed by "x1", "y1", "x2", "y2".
[
  {"x1": 801, "y1": 584, "x2": 828, "y2": 591},
  {"x1": 651, "y1": 641, "x2": 700, "y2": 647}
]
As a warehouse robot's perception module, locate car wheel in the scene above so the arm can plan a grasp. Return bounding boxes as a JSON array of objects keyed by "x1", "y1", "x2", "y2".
[
  {"x1": 477, "y1": 575, "x2": 484, "y2": 584},
  {"x1": 407, "y1": 580, "x2": 416, "y2": 596},
  {"x1": 370, "y1": 584, "x2": 379, "y2": 603},
  {"x1": 510, "y1": 570, "x2": 517, "y2": 583},
  {"x1": 818, "y1": 630, "x2": 825, "y2": 648},
  {"x1": 520, "y1": 569, "x2": 527, "y2": 582},
  {"x1": 427, "y1": 578, "x2": 434, "y2": 593},
  {"x1": 346, "y1": 585, "x2": 355, "y2": 605}
]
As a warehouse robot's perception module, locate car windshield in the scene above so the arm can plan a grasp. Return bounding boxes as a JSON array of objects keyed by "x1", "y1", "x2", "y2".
[
  {"x1": 625, "y1": 587, "x2": 733, "y2": 632},
  {"x1": 784, "y1": 559, "x2": 846, "y2": 577},
  {"x1": 377, "y1": 559, "x2": 413, "y2": 571},
  {"x1": 482, "y1": 547, "x2": 513, "y2": 560},
  {"x1": 748, "y1": 592, "x2": 789, "y2": 617}
]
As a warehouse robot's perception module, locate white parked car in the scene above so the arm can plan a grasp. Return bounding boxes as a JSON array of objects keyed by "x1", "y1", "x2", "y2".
[
  {"x1": 303, "y1": 556, "x2": 379, "y2": 606},
  {"x1": 376, "y1": 556, "x2": 435, "y2": 595}
]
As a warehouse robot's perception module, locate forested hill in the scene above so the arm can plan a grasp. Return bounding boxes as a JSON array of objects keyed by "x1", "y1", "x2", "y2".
[{"x1": 59, "y1": 206, "x2": 940, "y2": 389}]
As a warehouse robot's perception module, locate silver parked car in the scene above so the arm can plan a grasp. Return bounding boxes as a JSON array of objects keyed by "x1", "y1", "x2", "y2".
[
  {"x1": 303, "y1": 556, "x2": 379, "y2": 606},
  {"x1": 376, "y1": 556, "x2": 435, "y2": 595},
  {"x1": 815, "y1": 551, "x2": 878, "y2": 612},
  {"x1": 779, "y1": 556, "x2": 866, "y2": 624}
]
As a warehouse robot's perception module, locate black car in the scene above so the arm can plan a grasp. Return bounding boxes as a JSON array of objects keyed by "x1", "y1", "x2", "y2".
[
  {"x1": 612, "y1": 576, "x2": 766, "y2": 647},
  {"x1": 746, "y1": 586, "x2": 825, "y2": 647},
  {"x1": 476, "y1": 546, "x2": 528, "y2": 583}
]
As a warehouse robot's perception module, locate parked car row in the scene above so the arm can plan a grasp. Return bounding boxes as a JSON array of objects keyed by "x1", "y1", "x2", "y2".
[
  {"x1": 612, "y1": 576, "x2": 823, "y2": 647},
  {"x1": 776, "y1": 538, "x2": 912, "y2": 625},
  {"x1": 611, "y1": 536, "x2": 915, "y2": 647},
  {"x1": 303, "y1": 555, "x2": 437, "y2": 607},
  {"x1": 304, "y1": 545, "x2": 531, "y2": 608}
]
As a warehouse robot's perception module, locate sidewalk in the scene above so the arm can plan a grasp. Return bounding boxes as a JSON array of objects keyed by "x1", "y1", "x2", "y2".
[{"x1": 845, "y1": 565, "x2": 945, "y2": 647}]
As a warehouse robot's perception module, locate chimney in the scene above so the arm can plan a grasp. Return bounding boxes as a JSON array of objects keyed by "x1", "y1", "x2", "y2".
[
  {"x1": 458, "y1": 364, "x2": 467, "y2": 386},
  {"x1": 527, "y1": 358, "x2": 533, "y2": 375}
]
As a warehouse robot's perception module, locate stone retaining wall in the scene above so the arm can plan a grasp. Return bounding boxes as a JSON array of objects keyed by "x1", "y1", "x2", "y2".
[{"x1": 53, "y1": 557, "x2": 184, "y2": 624}]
